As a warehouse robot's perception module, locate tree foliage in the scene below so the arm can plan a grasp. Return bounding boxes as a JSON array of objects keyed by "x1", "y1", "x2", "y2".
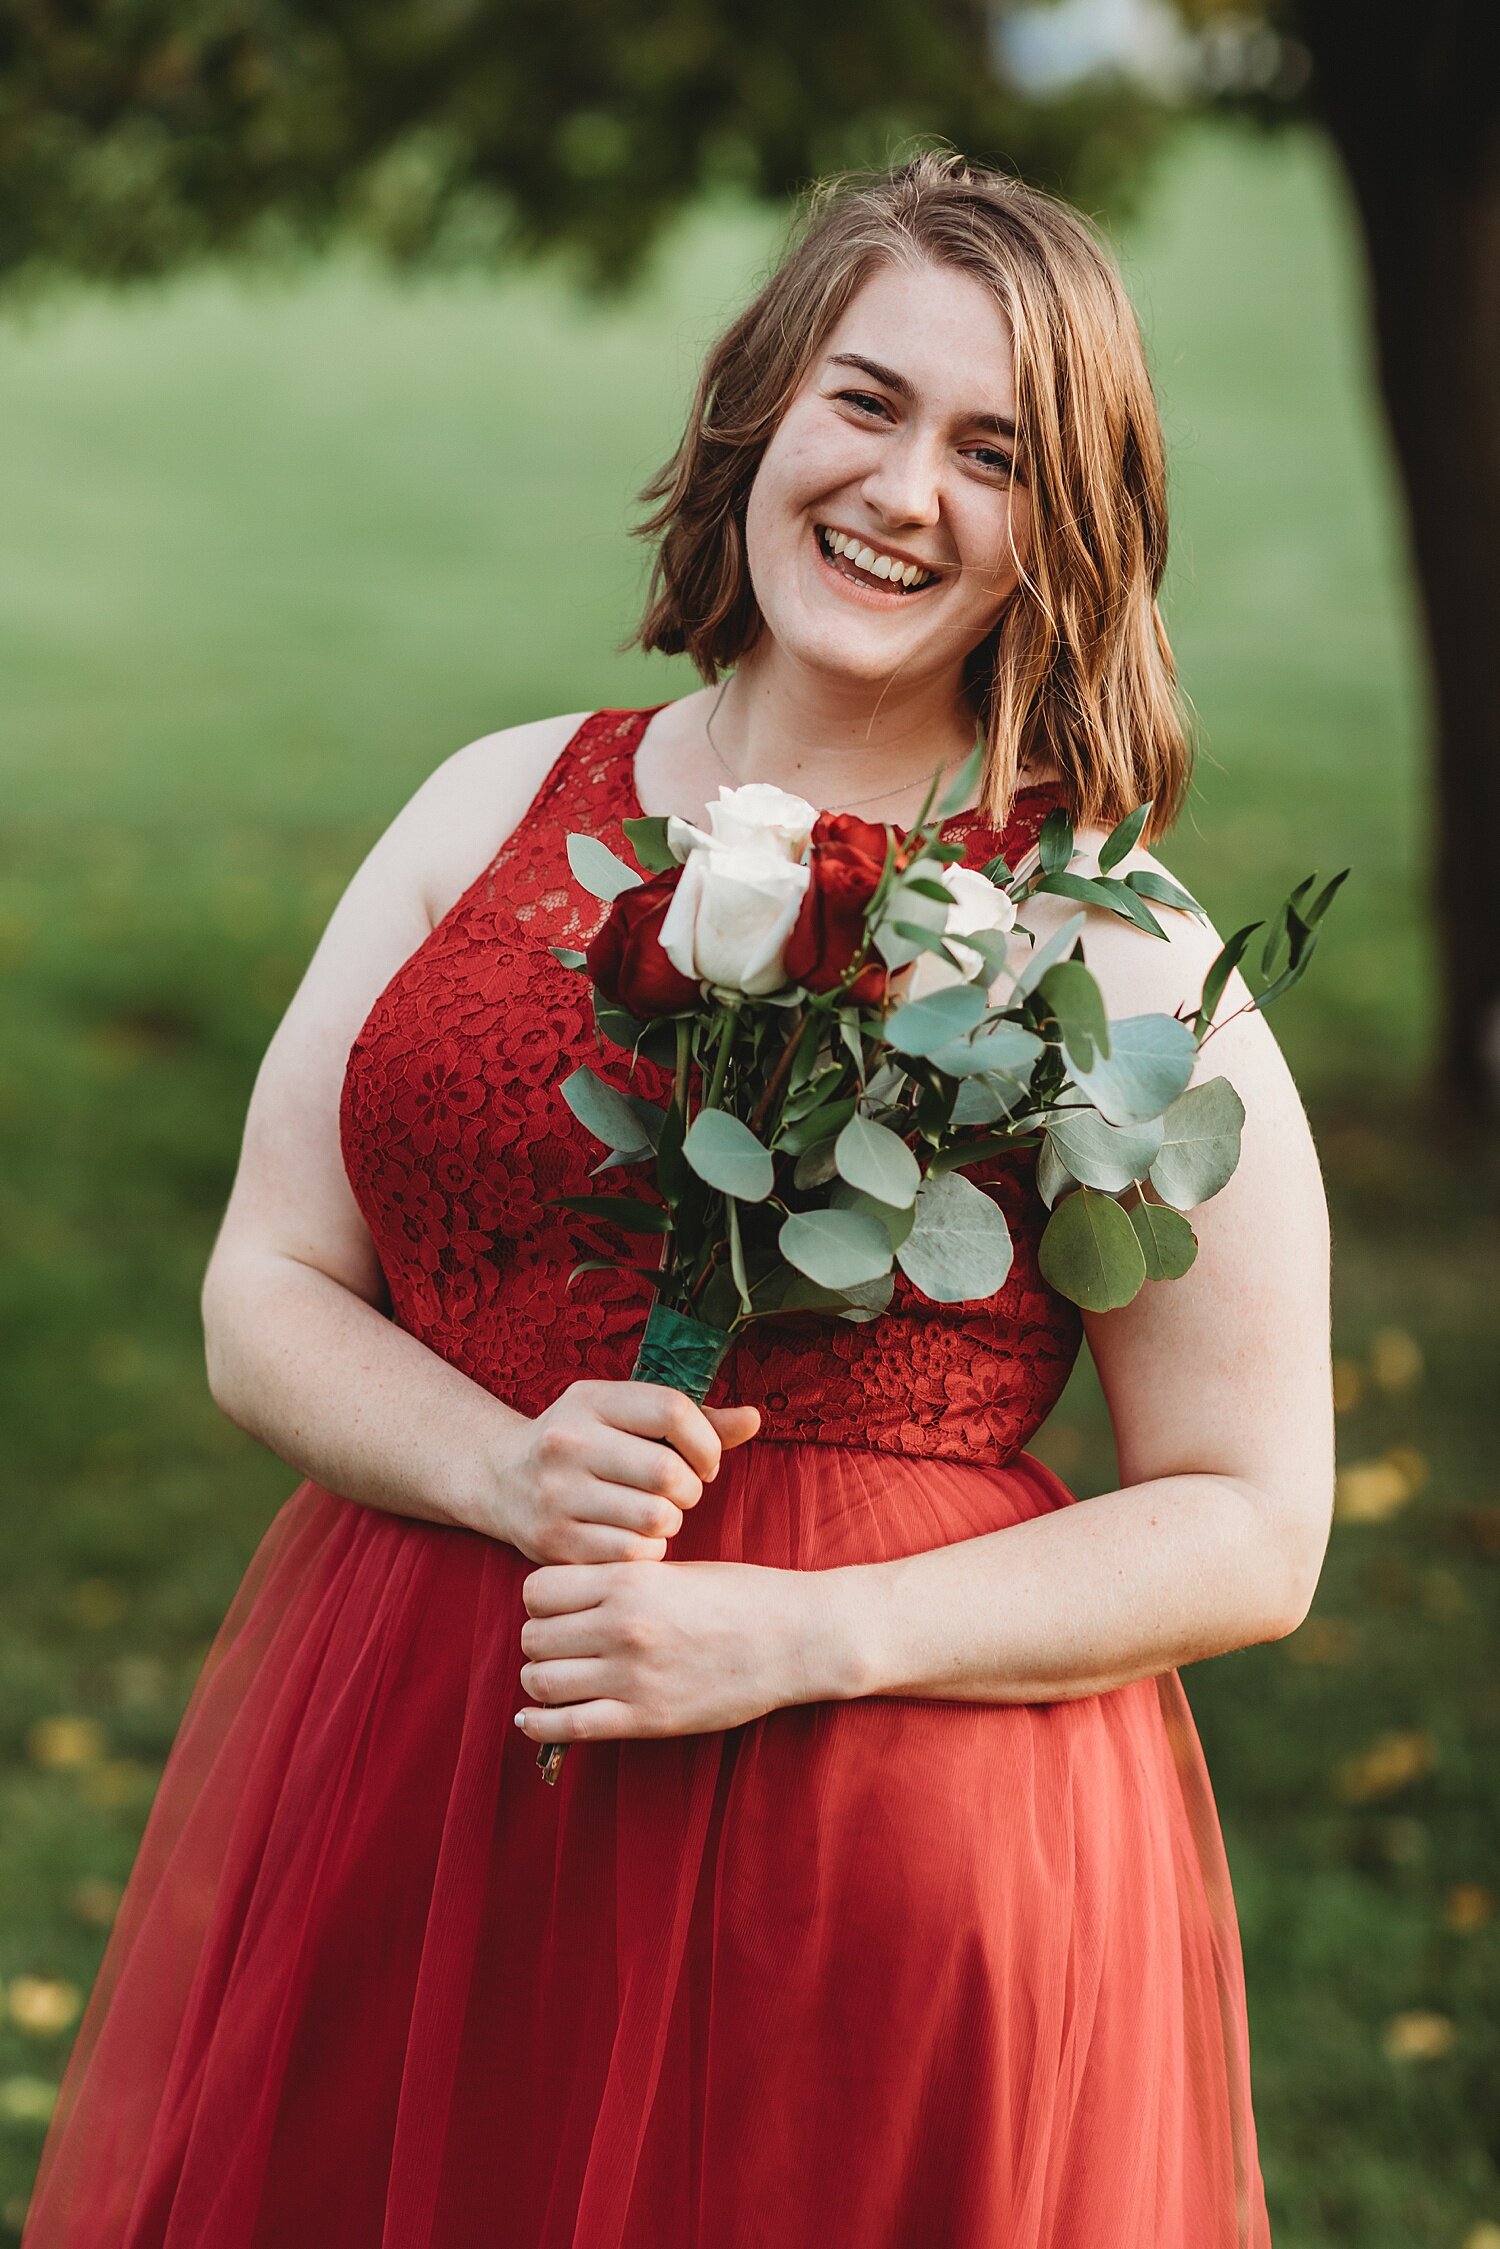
[{"x1": 0, "y1": 0, "x2": 1163, "y2": 290}]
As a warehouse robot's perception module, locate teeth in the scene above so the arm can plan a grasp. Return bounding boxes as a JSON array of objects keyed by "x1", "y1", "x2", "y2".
[{"x1": 818, "y1": 526, "x2": 934, "y2": 589}]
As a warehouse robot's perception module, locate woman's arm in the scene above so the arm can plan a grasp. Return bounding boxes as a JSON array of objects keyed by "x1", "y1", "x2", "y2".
[
  {"x1": 201, "y1": 714, "x2": 587, "y2": 1531},
  {"x1": 204, "y1": 708, "x2": 755, "y2": 1562},
  {"x1": 821, "y1": 850, "x2": 1336, "y2": 1704}
]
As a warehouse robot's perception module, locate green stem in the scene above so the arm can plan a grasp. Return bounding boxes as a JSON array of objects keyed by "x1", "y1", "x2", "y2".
[{"x1": 703, "y1": 999, "x2": 739, "y2": 1112}]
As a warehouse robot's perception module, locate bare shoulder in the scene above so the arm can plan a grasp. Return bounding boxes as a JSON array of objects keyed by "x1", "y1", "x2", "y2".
[
  {"x1": 202, "y1": 708, "x2": 593, "y2": 1300},
  {"x1": 398, "y1": 709, "x2": 595, "y2": 931}
]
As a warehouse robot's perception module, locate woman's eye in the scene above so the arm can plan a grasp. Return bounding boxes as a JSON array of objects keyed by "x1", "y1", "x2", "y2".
[
  {"x1": 969, "y1": 446, "x2": 1018, "y2": 479},
  {"x1": 835, "y1": 390, "x2": 891, "y2": 419}
]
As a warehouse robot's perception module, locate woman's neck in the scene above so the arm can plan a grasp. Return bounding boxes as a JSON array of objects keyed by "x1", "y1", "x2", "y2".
[{"x1": 707, "y1": 645, "x2": 980, "y2": 809}]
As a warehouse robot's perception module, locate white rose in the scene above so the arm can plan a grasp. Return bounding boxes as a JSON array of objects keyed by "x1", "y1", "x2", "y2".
[
  {"x1": 658, "y1": 841, "x2": 811, "y2": 995},
  {"x1": 902, "y1": 864, "x2": 1019, "y2": 1001},
  {"x1": 666, "y1": 781, "x2": 818, "y2": 866}
]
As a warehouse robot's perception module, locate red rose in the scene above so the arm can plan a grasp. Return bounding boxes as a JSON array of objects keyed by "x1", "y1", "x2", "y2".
[
  {"x1": 782, "y1": 811, "x2": 892, "y2": 1003},
  {"x1": 586, "y1": 865, "x2": 700, "y2": 1016}
]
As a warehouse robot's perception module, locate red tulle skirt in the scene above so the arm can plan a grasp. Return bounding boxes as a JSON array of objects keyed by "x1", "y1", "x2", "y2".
[{"x1": 23, "y1": 1441, "x2": 1271, "y2": 2248}]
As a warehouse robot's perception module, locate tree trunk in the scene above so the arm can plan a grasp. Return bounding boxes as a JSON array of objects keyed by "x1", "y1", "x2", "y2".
[{"x1": 1295, "y1": 2, "x2": 1500, "y2": 1111}]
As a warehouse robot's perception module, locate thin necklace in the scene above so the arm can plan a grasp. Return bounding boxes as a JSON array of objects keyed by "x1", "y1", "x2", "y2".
[{"x1": 702, "y1": 680, "x2": 973, "y2": 816}]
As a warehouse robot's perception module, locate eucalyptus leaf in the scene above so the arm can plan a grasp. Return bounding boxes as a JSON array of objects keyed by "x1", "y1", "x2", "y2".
[
  {"x1": 834, "y1": 1114, "x2": 921, "y2": 1207},
  {"x1": 830, "y1": 1179, "x2": 917, "y2": 1249},
  {"x1": 782, "y1": 1063, "x2": 844, "y2": 1121},
  {"x1": 1148, "y1": 1077, "x2": 1246, "y2": 1210},
  {"x1": 864, "y1": 1059, "x2": 907, "y2": 1106},
  {"x1": 927, "y1": 1021, "x2": 1043, "y2": 1082},
  {"x1": 1074, "y1": 1013, "x2": 1197, "y2": 1125},
  {"x1": 566, "y1": 831, "x2": 643, "y2": 902},
  {"x1": 682, "y1": 1109, "x2": 775, "y2": 1202},
  {"x1": 778, "y1": 1270, "x2": 896, "y2": 1323},
  {"x1": 549, "y1": 1192, "x2": 671, "y2": 1234},
  {"x1": 1127, "y1": 1199, "x2": 1198, "y2": 1281},
  {"x1": 1260, "y1": 900, "x2": 1295, "y2": 981},
  {"x1": 727, "y1": 1193, "x2": 752, "y2": 1314},
  {"x1": 654, "y1": 1095, "x2": 687, "y2": 1202},
  {"x1": 889, "y1": 921, "x2": 968, "y2": 965},
  {"x1": 625, "y1": 1094, "x2": 667, "y2": 1148},
  {"x1": 1043, "y1": 1106, "x2": 1163, "y2": 1192},
  {"x1": 949, "y1": 1073, "x2": 1030, "y2": 1127},
  {"x1": 1034, "y1": 869, "x2": 1166, "y2": 940},
  {"x1": 1098, "y1": 801, "x2": 1151, "y2": 873},
  {"x1": 1038, "y1": 1187, "x2": 1147, "y2": 1311},
  {"x1": 1011, "y1": 911, "x2": 1087, "y2": 999},
  {"x1": 1305, "y1": 868, "x2": 1349, "y2": 926},
  {"x1": 872, "y1": 876, "x2": 951, "y2": 969},
  {"x1": 1193, "y1": 921, "x2": 1261, "y2": 1037},
  {"x1": 777, "y1": 1096, "x2": 859, "y2": 1158},
  {"x1": 1037, "y1": 960, "x2": 1111, "y2": 1071},
  {"x1": 836, "y1": 1010, "x2": 865, "y2": 1077},
  {"x1": 550, "y1": 945, "x2": 589, "y2": 971},
  {"x1": 560, "y1": 1065, "x2": 655, "y2": 1155},
  {"x1": 1038, "y1": 807, "x2": 1074, "y2": 875},
  {"x1": 1035, "y1": 1135, "x2": 1077, "y2": 1210},
  {"x1": 792, "y1": 1137, "x2": 842, "y2": 1189},
  {"x1": 779, "y1": 1207, "x2": 894, "y2": 1289},
  {"x1": 1123, "y1": 868, "x2": 1203, "y2": 918},
  {"x1": 935, "y1": 739, "x2": 985, "y2": 818},
  {"x1": 619, "y1": 813, "x2": 677, "y2": 873},
  {"x1": 785, "y1": 1014, "x2": 825, "y2": 1093},
  {"x1": 952, "y1": 926, "x2": 1016, "y2": 985},
  {"x1": 566, "y1": 1256, "x2": 669, "y2": 1291},
  {"x1": 895, "y1": 1169, "x2": 1014, "y2": 1303},
  {"x1": 884, "y1": 981, "x2": 989, "y2": 1056}
]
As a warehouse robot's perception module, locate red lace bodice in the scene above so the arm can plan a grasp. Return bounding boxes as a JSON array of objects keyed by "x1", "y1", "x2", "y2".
[{"x1": 339, "y1": 707, "x2": 1083, "y2": 1466}]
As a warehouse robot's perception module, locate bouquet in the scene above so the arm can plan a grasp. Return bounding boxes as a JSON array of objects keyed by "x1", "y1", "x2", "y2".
[{"x1": 534, "y1": 741, "x2": 1343, "y2": 1781}]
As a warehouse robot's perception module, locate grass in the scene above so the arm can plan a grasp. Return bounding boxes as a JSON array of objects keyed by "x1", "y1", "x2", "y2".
[{"x1": 1, "y1": 120, "x2": 1497, "y2": 2243}]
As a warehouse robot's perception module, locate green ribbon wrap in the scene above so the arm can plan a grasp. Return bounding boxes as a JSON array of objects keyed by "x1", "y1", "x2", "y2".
[
  {"x1": 628, "y1": 1300, "x2": 735, "y2": 1404},
  {"x1": 536, "y1": 1300, "x2": 736, "y2": 1785}
]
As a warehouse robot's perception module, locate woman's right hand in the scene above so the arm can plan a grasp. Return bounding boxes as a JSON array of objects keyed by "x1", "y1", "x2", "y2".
[{"x1": 486, "y1": 1379, "x2": 762, "y2": 1563}]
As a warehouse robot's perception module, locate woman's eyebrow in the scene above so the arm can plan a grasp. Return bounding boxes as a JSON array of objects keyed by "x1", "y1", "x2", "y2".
[{"x1": 826, "y1": 352, "x2": 1016, "y2": 441}]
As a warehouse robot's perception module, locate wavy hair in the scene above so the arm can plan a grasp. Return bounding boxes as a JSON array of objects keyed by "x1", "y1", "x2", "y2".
[{"x1": 629, "y1": 148, "x2": 1192, "y2": 837}]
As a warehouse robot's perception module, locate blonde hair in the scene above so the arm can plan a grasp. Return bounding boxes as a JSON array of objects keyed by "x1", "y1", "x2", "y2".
[{"x1": 630, "y1": 148, "x2": 1192, "y2": 837}]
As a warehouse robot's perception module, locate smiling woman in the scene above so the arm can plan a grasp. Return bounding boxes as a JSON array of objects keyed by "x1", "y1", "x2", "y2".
[
  {"x1": 629, "y1": 161, "x2": 1190, "y2": 845},
  {"x1": 22, "y1": 151, "x2": 1327, "y2": 2249}
]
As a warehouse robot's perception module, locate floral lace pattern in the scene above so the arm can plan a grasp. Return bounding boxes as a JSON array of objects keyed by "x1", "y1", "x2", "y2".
[{"x1": 339, "y1": 708, "x2": 1083, "y2": 1466}]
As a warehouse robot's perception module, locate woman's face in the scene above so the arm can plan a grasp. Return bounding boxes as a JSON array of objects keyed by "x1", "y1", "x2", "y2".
[{"x1": 742, "y1": 256, "x2": 1032, "y2": 695}]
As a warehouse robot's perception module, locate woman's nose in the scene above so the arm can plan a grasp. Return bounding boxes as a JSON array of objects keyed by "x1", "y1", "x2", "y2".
[{"x1": 860, "y1": 435, "x2": 943, "y2": 530}]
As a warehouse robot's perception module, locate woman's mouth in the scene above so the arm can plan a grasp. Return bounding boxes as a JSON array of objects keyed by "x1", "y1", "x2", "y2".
[{"x1": 813, "y1": 523, "x2": 943, "y2": 600}]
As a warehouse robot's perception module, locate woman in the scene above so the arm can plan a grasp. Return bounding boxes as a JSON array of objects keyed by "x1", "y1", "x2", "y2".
[{"x1": 25, "y1": 151, "x2": 1332, "y2": 2247}]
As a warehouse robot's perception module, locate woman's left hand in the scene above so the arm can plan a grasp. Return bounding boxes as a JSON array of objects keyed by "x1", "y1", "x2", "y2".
[{"x1": 514, "y1": 1558, "x2": 848, "y2": 1745}]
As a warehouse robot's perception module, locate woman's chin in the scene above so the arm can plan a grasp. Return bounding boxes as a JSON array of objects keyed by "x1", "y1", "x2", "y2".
[{"x1": 769, "y1": 608, "x2": 945, "y2": 691}]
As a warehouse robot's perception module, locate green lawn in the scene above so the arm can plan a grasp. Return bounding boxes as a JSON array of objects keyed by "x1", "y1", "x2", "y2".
[{"x1": 1, "y1": 121, "x2": 1496, "y2": 2243}]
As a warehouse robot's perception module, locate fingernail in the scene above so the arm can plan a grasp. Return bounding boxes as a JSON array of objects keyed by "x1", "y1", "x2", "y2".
[{"x1": 513, "y1": 1711, "x2": 527, "y2": 1729}]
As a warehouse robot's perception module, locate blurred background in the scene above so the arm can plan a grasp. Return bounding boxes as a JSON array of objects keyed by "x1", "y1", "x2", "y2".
[{"x1": 1, "y1": 0, "x2": 1497, "y2": 2238}]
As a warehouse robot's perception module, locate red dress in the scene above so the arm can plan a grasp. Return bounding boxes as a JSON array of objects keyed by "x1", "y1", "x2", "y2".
[{"x1": 24, "y1": 707, "x2": 1273, "y2": 2248}]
